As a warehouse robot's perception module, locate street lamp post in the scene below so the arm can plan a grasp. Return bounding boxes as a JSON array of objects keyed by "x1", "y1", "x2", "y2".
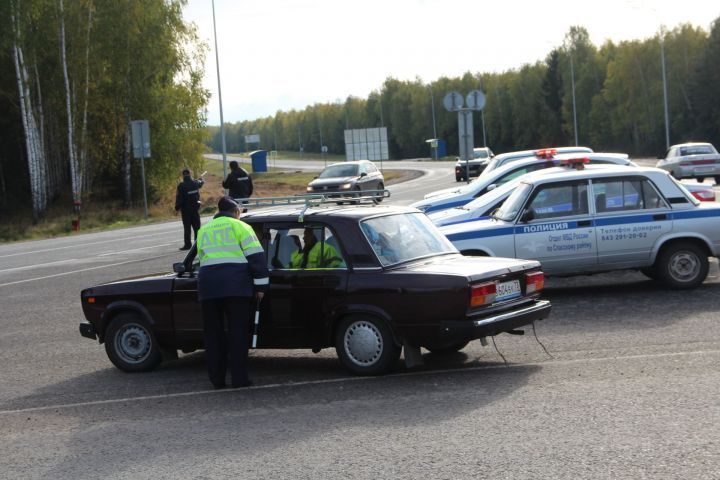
[
  {"x1": 211, "y1": 0, "x2": 228, "y2": 183},
  {"x1": 428, "y1": 84, "x2": 438, "y2": 161},
  {"x1": 570, "y1": 53, "x2": 579, "y2": 147},
  {"x1": 660, "y1": 32, "x2": 670, "y2": 149}
]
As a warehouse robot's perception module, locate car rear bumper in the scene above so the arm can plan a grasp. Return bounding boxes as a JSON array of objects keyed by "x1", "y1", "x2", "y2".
[
  {"x1": 676, "y1": 166, "x2": 720, "y2": 178},
  {"x1": 79, "y1": 321, "x2": 97, "y2": 340},
  {"x1": 439, "y1": 299, "x2": 551, "y2": 342}
]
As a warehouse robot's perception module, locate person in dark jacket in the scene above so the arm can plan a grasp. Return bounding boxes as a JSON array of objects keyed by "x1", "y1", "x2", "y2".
[
  {"x1": 222, "y1": 161, "x2": 253, "y2": 211},
  {"x1": 175, "y1": 168, "x2": 204, "y2": 250},
  {"x1": 196, "y1": 196, "x2": 269, "y2": 389}
]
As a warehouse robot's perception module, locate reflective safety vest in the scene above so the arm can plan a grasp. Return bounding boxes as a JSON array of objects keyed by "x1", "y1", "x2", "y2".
[
  {"x1": 197, "y1": 216, "x2": 263, "y2": 267},
  {"x1": 288, "y1": 242, "x2": 343, "y2": 269}
]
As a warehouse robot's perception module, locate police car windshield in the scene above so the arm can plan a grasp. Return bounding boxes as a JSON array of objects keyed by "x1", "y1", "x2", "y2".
[
  {"x1": 463, "y1": 179, "x2": 520, "y2": 210},
  {"x1": 361, "y1": 213, "x2": 457, "y2": 266},
  {"x1": 494, "y1": 183, "x2": 533, "y2": 221}
]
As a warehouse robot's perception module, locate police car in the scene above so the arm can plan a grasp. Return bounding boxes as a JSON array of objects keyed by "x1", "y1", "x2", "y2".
[
  {"x1": 412, "y1": 152, "x2": 635, "y2": 214},
  {"x1": 479, "y1": 146, "x2": 593, "y2": 177},
  {"x1": 428, "y1": 160, "x2": 717, "y2": 228},
  {"x1": 439, "y1": 158, "x2": 720, "y2": 289}
]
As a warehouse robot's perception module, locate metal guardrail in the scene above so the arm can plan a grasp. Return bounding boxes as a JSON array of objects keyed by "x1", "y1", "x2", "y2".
[{"x1": 233, "y1": 189, "x2": 391, "y2": 222}]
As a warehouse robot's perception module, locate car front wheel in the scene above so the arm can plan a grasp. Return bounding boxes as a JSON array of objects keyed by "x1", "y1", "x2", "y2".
[
  {"x1": 335, "y1": 315, "x2": 400, "y2": 375},
  {"x1": 655, "y1": 242, "x2": 709, "y2": 289},
  {"x1": 375, "y1": 182, "x2": 385, "y2": 203},
  {"x1": 104, "y1": 313, "x2": 162, "y2": 372}
]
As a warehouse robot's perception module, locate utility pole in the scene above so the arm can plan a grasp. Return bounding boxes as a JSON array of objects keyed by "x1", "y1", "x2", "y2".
[
  {"x1": 428, "y1": 84, "x2": 438, "y2": 161},
  {"x1": 660, "y1": 31, "x2": 670, "y2": 149},
  {"x1": 211, "y1": 0, "x2": 228, "y2": 182},
  {"x1": 570, "y1": 53, "x2": 579, "y2": 147}
]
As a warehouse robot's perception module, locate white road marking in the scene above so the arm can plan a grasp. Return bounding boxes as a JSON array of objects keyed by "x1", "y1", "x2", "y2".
[
  {"x1": 0, "y1": 253, "x2": 176, "y2": 288},
  {"x1": 0, "y1": 258, "x2": 78, "y2": 274},
  {"x1": 98, "y1": 242, "x2": 177, "y2": 256},
  {"x1": 0, "y1": 230, "x2": 175, "y2": 259},
  {"x1": 0, "y1": 348, "x2": 715, "y2": 416}
]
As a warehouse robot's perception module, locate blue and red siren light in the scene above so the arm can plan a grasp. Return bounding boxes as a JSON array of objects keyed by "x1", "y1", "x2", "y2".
[{"x1": 559, "y1": 157, "x2": 590, "y2": 169}]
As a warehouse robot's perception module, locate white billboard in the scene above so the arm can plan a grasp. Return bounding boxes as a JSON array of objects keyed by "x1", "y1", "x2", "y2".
[{"x1": 344, "y1": 127, "x2": 389, "y2": 161}]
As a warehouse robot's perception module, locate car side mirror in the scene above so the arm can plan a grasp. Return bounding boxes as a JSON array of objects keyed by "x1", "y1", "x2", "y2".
[
  {"x1": 487, "y1": 184, "x2": 497, "y2": 192},
  {"x1": 520, "y1": 208, "x2": 535, "y2": 223},
  {"x1": 360, "y1": 172, "x2": 367, "y2": 177},
  {"x1": 173, "y1": 262, "x2": 186, "y2": 274}
]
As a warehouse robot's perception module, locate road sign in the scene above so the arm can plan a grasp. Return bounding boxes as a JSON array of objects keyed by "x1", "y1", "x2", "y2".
[
  {"x1": 321, "y1": 145, "x2": 328, "y2": 153},
  {"x1": 131, "y1": 120, "x2": 151, "y2": 159},
  {"x1": 245, "y1": 134, "x2": 260, "y2": 144},
  {"x1": 443, "y1": 91, "x2": 464, "y2": 112},
  {"x1": 466, "y1": 90, "x2": 486, "y2": 111}
]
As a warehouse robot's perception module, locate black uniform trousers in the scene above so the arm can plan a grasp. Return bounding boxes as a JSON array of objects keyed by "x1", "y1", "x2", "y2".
[
  {"x1": 181, "y1": 209, "x2": 201, "y2": 247},
  {"x1": 200, "y1": 296, "x2": 251, "y2": 387}
]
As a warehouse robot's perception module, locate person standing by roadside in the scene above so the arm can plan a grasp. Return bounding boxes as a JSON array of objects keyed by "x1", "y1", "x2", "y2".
[
  {"x1": 222, "y1": 160, "x2": 254, "y2": 211},
  {"x1": 196, "y1": 196, "x2": 269, "y2": 389},
  {"x1": 175, "y1": 168, "x2": 204, "y2": 250}
]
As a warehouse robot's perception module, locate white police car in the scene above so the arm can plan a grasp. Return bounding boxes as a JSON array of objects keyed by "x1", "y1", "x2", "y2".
[
  {"x1": 412, "y1": 152, "x2": 635, "y2": 214},
  {"x1": 479, "y1": 146, "x2": 593, "y2": 177},
  {"x1": 439, "y1": 159, "x2": 720, "y2": 289}
]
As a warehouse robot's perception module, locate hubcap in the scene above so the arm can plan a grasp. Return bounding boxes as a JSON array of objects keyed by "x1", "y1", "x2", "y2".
[
  {"x1": 343, "y1": 321, "x2": 383, "y2": 366},
  {"x1": 115, "y1": 323, "x2": 152, "y2": 364},
  {"x1": 668, "y1": 251, "x2": 700, "y2": 282}
]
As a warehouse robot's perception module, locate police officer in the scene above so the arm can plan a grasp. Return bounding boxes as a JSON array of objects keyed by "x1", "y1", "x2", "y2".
[
  {"x1": 196, "y1": 196, "x2": 269, "y2": 389},
  {"x1": 175, "y1": 168, "x2": 204, "y2": 250},
  {"x1": 222, "y1": 160, "x2": 253, "y2": 212}
]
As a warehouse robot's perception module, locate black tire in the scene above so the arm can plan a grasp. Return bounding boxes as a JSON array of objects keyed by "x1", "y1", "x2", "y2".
[
  {"x1": 655, "y1": 242, "x2": 709, "y2": 289},
  {"x1": 335, "y1": 315, "x2": 400, "y2": 375},
  {"x1": 697, "y1": 177, "x2": 705, "y2": 183},
  {"x1": 640, "y1": 267, "x2": 658, "y2": 280},
  {"x1": 104, "y1": 313, "x2": 162, "y2": 372},
  {"x1": 714, "y1": 176, "x2": 720, "y2": 185},
  {"x1": 424, "y1": 341, "x2": 469, "y2": 355},
  {"x1": 350, "y1": 185, "x2": 362, "y2": 204},
  {"x1": 375, "y1": 183, "x2": 385, "y2": 203}
]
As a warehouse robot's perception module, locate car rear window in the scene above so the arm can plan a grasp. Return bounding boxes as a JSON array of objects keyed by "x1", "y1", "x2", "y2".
[{"x1": 679, "y1": 145, "x2": 715, "y2": 156}]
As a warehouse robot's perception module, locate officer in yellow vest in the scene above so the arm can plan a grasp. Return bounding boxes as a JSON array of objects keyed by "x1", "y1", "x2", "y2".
[
  {"x1": 196, "y1": 196, "x2": 269, "y2": 389},
  {"x1": 289, "y1": 228, "x2": 344, "y2": 269}
]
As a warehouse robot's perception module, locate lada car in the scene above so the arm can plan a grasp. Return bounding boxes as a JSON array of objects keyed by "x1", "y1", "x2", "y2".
[
  {"x1": 656, "y1": 142, "x2": 720, "y2": 183},
  {"x1": 412, "y1": 152, "x2": 635, "y2": 214},
  {"x1": 454, "y1": 147, "x2": 495, "y2": 182},
  {"x1": 306, "y1": 160, "x2": 385, "y2": 201},
  {"x1": 429, "y1": 162, "x2": 716, "y2": 228},
  {"x1": 439, "y1": 160, "x2": 720, "y2": 289},
  {"x1": 79, "y1": 203, "x2": 551, "y2": 376}
]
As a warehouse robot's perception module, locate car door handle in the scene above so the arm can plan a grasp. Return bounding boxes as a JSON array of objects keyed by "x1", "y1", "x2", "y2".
[
  {"x1": 577, "y1": 220, "x2": 592, "y2": 227},
  {"x1": 653, "y1": 214, "x2": 668, "y2": 221}
]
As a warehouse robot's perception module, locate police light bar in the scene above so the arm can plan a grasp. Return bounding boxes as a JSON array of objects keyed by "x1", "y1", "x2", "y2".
[
  {"x1": 559, "y1": 157, "x2": 590, "y2": 169},
  {"x1": 535, "y1": 148, "x2": 558, "y2": 159}
]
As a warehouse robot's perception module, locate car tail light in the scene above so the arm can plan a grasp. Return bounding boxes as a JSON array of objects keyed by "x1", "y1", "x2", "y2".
[
  {"x1": 691, "y1": 189, "x2": 716, "y2": 202},
  {"x1": 525, "y1": 271, "x2": 545, "y2": 294},
  {"x1": 470, "y1": 282, "x2": 496, "y2": 307},
  {"x1": 681, "y1": 159, "x2": 715, "y2": 166}
]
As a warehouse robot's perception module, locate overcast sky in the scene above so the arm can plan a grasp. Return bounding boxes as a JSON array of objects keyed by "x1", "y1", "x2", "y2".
[{"x1": 183, "y1": 0, "x2": 719, "y2": 125}]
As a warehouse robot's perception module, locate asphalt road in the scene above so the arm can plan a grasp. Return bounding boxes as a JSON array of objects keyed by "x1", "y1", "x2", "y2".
[{"x1": 1, "y1": 160, "x2": 719, "y2": 479}]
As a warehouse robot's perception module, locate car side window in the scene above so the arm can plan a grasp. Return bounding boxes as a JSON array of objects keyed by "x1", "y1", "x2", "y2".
[
  {"x1": 592, "y1": 178, "x2": 667, "y2": 213},
  {"x1": 267, "y1": 226, "x2": 347, "y2": 270},
  {"x1": 526, "y1": 181, "x2": 589, "y2": 220}
]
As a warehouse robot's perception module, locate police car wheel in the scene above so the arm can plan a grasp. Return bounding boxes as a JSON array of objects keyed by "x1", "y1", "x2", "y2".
[
  {"x1": 656, "y1": 242, "x2": 709, "y2": 289},
  {"x1": 335, "y1": 315, "x2": 400, "y2": 375},
  {"x1": 374, "y1": 183, "x2": 384, "y2": 203},
  {"x1": 424, "y1": 341, "x2": 469, "y2": 354},
  {"x1": 104, "y1": 313, "x2": 162, "y2": 372}
]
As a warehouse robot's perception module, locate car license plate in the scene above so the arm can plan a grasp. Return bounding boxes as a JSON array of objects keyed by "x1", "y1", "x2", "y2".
[
  {"x1": 694, "y1": 166, "x2": 714, "y2": 173},
  {"x1": 496, "y1": 279, "x2": 521, "y2": 301}
]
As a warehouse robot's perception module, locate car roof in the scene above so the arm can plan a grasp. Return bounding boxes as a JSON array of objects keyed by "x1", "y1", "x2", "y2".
[
  {"x1": 493, "y1": 146, "x2": 593, "y2": 162},
  {"x1": 517, "y1": 164, "x2": 667, "y2": 185},
  {"x1": 672, "y1": 142, "x2": 713, "y2": 148},
  {"x1": 325, "y1": 160, "x2": 371, "y2": 167},
  {"x1": 240, "y1": 204, "x2": 419, "y2": 223}
]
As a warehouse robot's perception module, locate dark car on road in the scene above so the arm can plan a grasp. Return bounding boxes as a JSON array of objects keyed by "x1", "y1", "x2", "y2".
[
  {"x1": 79, "y1": 201, "x2": 551, "y2": 376},
  {"x1": 306, "y1": 160, "x2": 385, "y2": 200}
]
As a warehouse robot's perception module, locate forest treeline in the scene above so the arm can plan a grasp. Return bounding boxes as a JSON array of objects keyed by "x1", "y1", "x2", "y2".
[
  {"x1": 0, "y1": 0, "x2": 208, "y2": 221},
  {"x1": 2, "y1": 6, "x2": 719, "y2": 224},
  {"x1": 208, "y1": 22, "x2": 720, "y2": 164}
]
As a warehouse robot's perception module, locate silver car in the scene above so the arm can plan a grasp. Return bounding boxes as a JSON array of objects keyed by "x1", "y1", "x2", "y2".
[
  {"x1": 439, "y1": 162, "x2": 720, "y2": 289},
  {"x1": 656, "y1": 142, "x2": 720, "y2": 184},
  {"x1": 307, "y1": 160, "x2": 385, "y2": 200}
]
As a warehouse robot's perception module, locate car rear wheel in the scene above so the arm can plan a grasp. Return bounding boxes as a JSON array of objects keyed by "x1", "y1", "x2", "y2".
[
  {"x1": 335, "y1": 315, "x2": 400, "y2": 375},
  {"x1": 714, "y1": 176, "x2": 720, "y2": 185},
  {"x1": 375, "y1": 182, "x2": 384, "y2": 203},
  {"x1": 697, "y1": 176, "x2": 705, "y2": 183},
  {"x1": 655, "y1": 242, "x2": 709, "y2": 289},
  {"x1": 424, "y1": 341, "x2": 469, "y2": 354},
  {"x1": 104, "y1": 313, "x2": 162, "y2": 372}
]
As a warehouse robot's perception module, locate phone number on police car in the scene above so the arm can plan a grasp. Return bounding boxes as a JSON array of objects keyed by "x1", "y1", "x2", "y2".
[{"x1": 601, "y1": 232, "x2": 648, "y2": 241}]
